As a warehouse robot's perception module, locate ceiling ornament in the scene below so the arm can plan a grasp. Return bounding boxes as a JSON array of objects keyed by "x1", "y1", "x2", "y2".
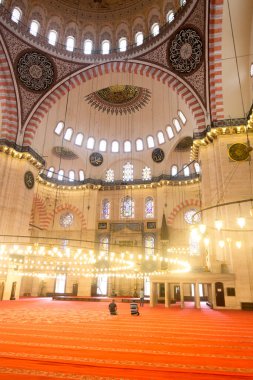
[
  {"x1": 89, "y1": 152, "x2": 103, "y2": 166},
  {"x1": 17, "y1": 51, "x2": 55, "y2": 91},
  {"x1": 84, "y1": 85, "x2": 151, "y2": 115},
  {"x1": 152, "y1": 148, "x2": 165, "y2": 163},
  {"x1": 169, "y1": 29, "x2": 203, "y2": 74},
  {"x1": 52, "y1": 146, "x2": 78, "y2": 160}
]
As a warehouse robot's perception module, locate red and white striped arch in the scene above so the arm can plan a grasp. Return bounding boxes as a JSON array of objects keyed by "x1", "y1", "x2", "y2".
[
  {"x1": 30, "y1": 194, "x2": 49, "y2": 230},
  {"x1": 209, "y1": 0, "x2": 224, "y2": 121},
  {"x1": 167, "y1": 198, "x2": 201, "y2": 225},
  {"x1": 23, "y1": 61, "x2": 207, "y2": 146},
  {"x1": 0, "y1": 39, "x2": 19, "y2": 142},
  {"x1": 47, "y1": 203, "x2": 87, "y2": 230}
]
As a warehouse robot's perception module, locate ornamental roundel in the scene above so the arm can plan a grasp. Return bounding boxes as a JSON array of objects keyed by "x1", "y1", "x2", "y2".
[
  {"x1": 152, "y1": 148, "x2": 165, "y2": 163},
  {"x1": 169, "y1": 29, "x2": 203, "y2": 74},
  {"x1": 17, "y1": 51, "x2": 55, "y2": 91},
  {"x1": 89, "y1": 152, "x2": 103, "y2": 166}
]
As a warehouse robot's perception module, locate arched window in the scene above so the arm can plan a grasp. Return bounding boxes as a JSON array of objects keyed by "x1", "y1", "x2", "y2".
[
  {"x1": 142, "y1": 166, "x2": 152, "y2": 181},
  {"x1": 178, "y1": 110, "x2": 187, "y2": 125},
  {"x1": 157, "y1": 131, "x2": 165, "y2": 144},
  {"x1": 75, "y1": 133, "x2": 84, "y2": 146},
  {"x1": 144, "y1": 235, "x2": 155, "y2": 255},
  {"x1": 121, "y1": 196, "x2": 134, "y2": 218},
  {"x1": 64, "y1": 128, "x2": 73, "y2": 141},
  {"x1": 151, "y1": 23, "x2": 159, "y2": 36},
  {"x1": 47, "y1": 166, "x2": 54, "y2": 178},
  {"x1": 166, "y1": 10, "x2": 174, "y2": 23},
  {"x1": 96, "y1": 274, "x2": 107, "y2": 295},
  {"x1": 29, "y1": 20, "x2": 39, "y2": 36},
  {"x1": 101, "y1": 199, "x2": 110, "y2": 219},
  {"x1": 145, "y1": 197, "x2": 154, "y2": 218},
  {"x1": 11, "y1": 7, "x2": 22, "y2": 23},
  {"x1": 68, "y1": 170, "x2": 75, "y2": 182},
  {"x1": 124, "y1": 140, "x2": 131, "y2": 153},
  {"x1": 66, "y1": 36, "x2": 75, "y2": 52},
  {"x1": 166, "y1": 125, "x2": 174, "y2": 139},
  {"x1": 79, "y1": 170, "x2": 85, "y2": 181},
  {"x1": 180, "y1": 0, "x2": 187, "y2": 6},
  {"x1": 111, "y1": 140, "x2": 119, "y2": 153},
  {"x1": 58, "y1": 169, "x2": 64, "y2": 181},
  {"x1": 250, "y1": 63, "x2": 253, "y2": 77},
  {"x1": 171, "y1": 165, "x2": 178, "y2": 176},
  {"x1": 48, "y1": 30, "x2": 58, "y2": 46},
  {"x1": 87, "y1": 137, "x2": 95, "y2": 149},
  {"x1": 147, "y1": 135, "x2": 155, "y2": 148},
  {"x1": 101, "y1": 40, "x2": 110, "y2": 54},
  {"x1": 136, "y1": 138, "x2": 144, "y2": 151},
  {"x1": 135, "y1": 32, "x2": 143, "y2": 46},
  {"x1": 194, "y1": 162, "x2": 200, "y2": 174},
  {"x1": 54, "y1": 121, "x2": 64, "y2": 135},
  {"x1": 105, "y1": 169, "x2": 114, "y2": 182},
  {"x1": 119, "y1": 37, "x2": 127, "y2": 52},
  {"x1": 84, "y1": 39, "x2": 93, "y2": 54},
  {"x1": 123, "y1": 162, "x2": 134, "y2": 181},
  {"x1": 99, "y1": 139, "x2": 107, "y2": 152},
  {"x1": 173, "y1": 118, "x2": 182, "y2": 132},
  {"x1": 183, "y1": 164, "x2": 190, "y2": 176},
  {"x1": 100, "y1": 236, "x2": 109, "y2": 252}
]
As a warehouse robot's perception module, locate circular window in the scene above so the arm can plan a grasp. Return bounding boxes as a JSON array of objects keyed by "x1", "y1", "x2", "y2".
[
  {"x1": 60, "y1": 212, "x2": 74, "y2": 228},
  {"x1": 184, "y1": 209, "x2": 201, "y2": 224}
]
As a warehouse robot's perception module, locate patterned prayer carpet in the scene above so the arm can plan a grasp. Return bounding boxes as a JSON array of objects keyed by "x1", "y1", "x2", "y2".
[{"x1": 0, "y1": 298, "x2": 253, "y2": 379}]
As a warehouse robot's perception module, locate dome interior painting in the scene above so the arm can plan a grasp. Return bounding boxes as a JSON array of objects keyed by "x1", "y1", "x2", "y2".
[{"x1": 0, "y1": 0, "x2": 253, "y2": 330}]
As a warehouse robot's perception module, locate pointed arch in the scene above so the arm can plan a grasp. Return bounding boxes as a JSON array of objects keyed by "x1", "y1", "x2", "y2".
[
  {"x1": 167, "y1": 199, "x2": 201, "y2": 225},
  {"x1": 23, "y1": 61, "x2": 207, "y2": 146},
  {"x1": 0, "y1": 37, "x2": 19, "y2": 142}
]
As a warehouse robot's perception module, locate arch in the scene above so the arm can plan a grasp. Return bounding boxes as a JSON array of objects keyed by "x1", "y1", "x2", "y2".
[
  {"x1": 29, "y1": 194, "x2": 49, "y2": 230},
  {"x1": 47, "y1": 203, "x2": 86, "y2": 229},
  {"x1": 0, "y1": 39, "x2": 19, "y2": 142},
  {"x1": 167, "y1": 199, "x2": 201, "y2": 225},
  {"x1": 209, "y1": 0, "x2": 224, "y2": 121},
  {"x1": 23, "y1": 61, "x2": 207, "y2": 146}
]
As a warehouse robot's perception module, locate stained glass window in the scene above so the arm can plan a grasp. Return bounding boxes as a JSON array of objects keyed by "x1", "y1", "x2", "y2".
[
  {"x1": 142, "y1": 166, "x2": 152, "y2": 181},
  {"x1": 101, "y1": 199, "x2": 110, "y2": 220},
  {"x1": 105, "y1": 169, "x2": 114, "y2": 182},
  {"x1": 60, "y1": 212, "x2": 74, "y2": 228},
  {"x1": 123, "y1": 162, "x2": 133, "y2": 182},
  {"x1": 121, "y1": 196, "x2": 134, "y2": 218},
  {"x1": 144, "y1": 235, "x2": 155, "y2": 255},
  {"x1": 100, "y1": 236, "x2": 109, "y2": 252},
  {"x1": 145, "y1": 197, "x2": 154, "y2": 218},
  {"x1": 184, "y1": 209, "x2": 201, "y2": 224}
]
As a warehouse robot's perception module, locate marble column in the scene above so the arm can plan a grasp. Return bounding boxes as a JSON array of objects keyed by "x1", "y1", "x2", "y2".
[
  {"x1": 195, "y1": 281, "x2": 200, "y2": 308},
  {"x1": 165, "y1": 282, "x2": 170, "y2": 308},
  {"x1": 180, "y1": 282, "x2": 184, "y2": 308}
]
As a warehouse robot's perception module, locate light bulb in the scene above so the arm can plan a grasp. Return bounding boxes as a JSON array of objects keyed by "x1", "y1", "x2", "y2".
[
  {"x1": 237, "y1": 217, "x2": 246, "y2": 228},
  {"x1": 218, "y1": 240, "x2": 225, "y2": 248},
  {"x1": 199, "y1": 224, "x2": 206, "y2": 234},
  {"x1": 235, "y1": 241, "x2": 242, "y2": 249},
  {"x1": 204, "y1": 237, "x2": 210, "y2": 247},
  {"x1": 215, "y1": 219, "x2": 223, "y2": 231}
]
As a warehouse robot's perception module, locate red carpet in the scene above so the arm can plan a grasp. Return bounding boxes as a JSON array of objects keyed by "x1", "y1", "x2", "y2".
[{"x1": 0, "y1": 298, "x2": 253, "y2": 379}]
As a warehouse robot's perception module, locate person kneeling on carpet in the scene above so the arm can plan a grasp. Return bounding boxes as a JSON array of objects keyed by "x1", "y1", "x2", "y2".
[
  {"x1": 130, "y1": 301, "x2": 140, "y2": 316},
  {"x1": 109, "y1": 299, "x2": 117, "y2": 315}
]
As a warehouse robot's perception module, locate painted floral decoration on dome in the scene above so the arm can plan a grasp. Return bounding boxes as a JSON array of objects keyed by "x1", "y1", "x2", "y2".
[
  {"x1": 169, "y1": 29, "x2": 203, "y2": 73},
  {"x1": 17, "y1": 51, "x2": 55, "y2": 91},
  {"x1": 85, "y1": 85, "x2": 151, "y2": 115}
]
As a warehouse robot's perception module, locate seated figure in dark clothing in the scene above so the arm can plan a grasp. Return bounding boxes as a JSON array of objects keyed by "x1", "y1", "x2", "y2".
[
  {"x1": 130, "y1": 301, "x2": 140, "y2": 316},
  {"x1": 109, "y1": 299, "x2": 117, "y2": 315}
]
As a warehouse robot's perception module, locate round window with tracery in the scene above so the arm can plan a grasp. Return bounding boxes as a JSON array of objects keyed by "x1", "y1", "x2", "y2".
[
  {"x1": 184, "y1": 209, "x2": 201, "y2": 224},
  {"x1": 60, "y1": 212, "x2": 74, "y2": 228}
]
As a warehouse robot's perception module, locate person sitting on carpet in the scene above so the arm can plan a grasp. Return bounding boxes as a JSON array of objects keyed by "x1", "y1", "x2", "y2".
[
  {"x1": 130, "y1": 301, "x2": 140, "y2": 316},
  {"x1": 109, "y1": 299, "x2": 117, "y2": 315}
]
